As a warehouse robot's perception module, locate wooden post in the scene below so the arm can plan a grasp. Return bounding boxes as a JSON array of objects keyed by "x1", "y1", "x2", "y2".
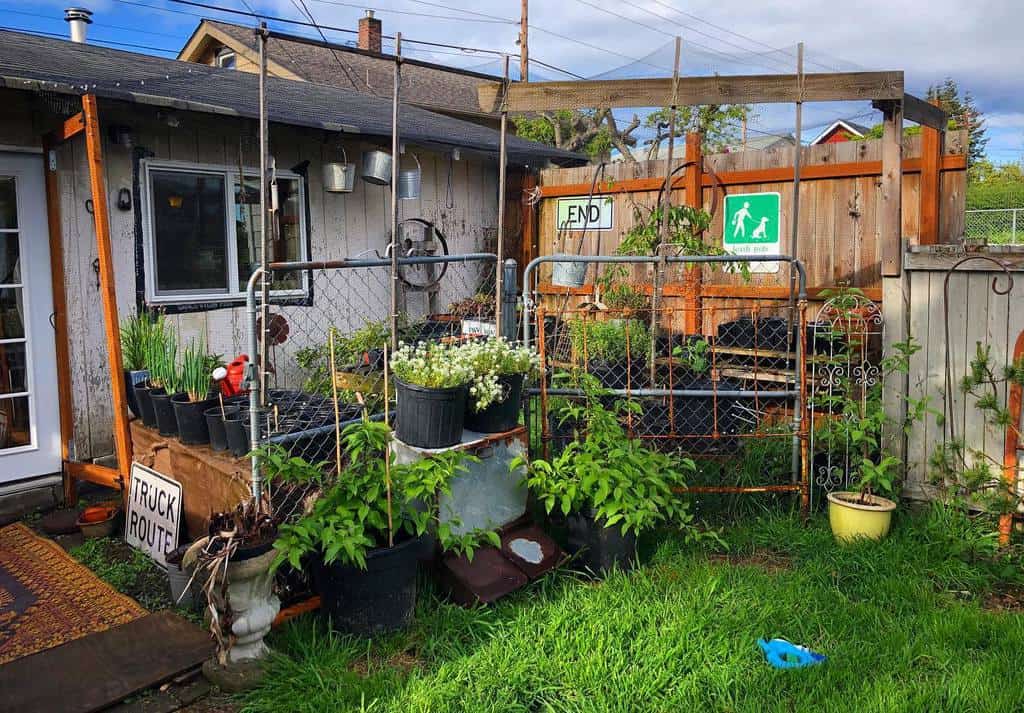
[
  {"x1": 519, "y1": 0, "x2": 529, "y2": 82},
  {"x1": 919, "y1": 98, "x2": 943, "y2": 246},
  {"x1": 683, "y1": 132, "x2": 703, "y2": 334},
  {"x1": 42, "y1": 142, "x2": 78, "y2": 504},
  {"x1": 878, "y1": 100, "x2": 904, "y2": 277},
  {"x1": 520, "y1": 171, "x2": 538, "y2": 281},
  {"x1": 81, "y1": 94, "x2": 132, "y2": 488},
  {"x1": 878, "y1": 99, "x2": 908, "y2": 468}
]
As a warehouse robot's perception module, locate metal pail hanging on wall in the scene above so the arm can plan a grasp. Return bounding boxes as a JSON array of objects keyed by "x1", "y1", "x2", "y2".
[{"x1": 361, "y1": 149, "x2": 392, "y2": 185}]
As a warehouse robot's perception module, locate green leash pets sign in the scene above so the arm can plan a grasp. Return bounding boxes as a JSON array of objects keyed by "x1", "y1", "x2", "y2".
[{"x1": 723, "y1": 192, "x2": 781, "y2": 273}]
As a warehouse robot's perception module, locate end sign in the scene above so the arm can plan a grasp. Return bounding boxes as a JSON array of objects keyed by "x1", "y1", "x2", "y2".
[
  {"x1": 556, "y1": 197, "x2": 613, "y2": 231},
  {"x1": 723, "y1": 192, "x2": 781, "y2": 273},
  {"x1": 125, "y1": 463, "x2": 182, "y2": 567}
]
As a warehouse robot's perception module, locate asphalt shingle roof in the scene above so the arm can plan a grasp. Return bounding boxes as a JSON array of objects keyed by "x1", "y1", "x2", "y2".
[
  {"x1": 203, "y1": 20, "x2": 496, "y2": 121},
  {"x1": 0, "y1": 29, "x2": 583, "y2": 167}
]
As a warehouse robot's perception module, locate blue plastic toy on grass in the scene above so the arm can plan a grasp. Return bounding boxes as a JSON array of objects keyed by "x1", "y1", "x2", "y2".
[{"x1": 757, "y1": 638, "x2": 827, "y2": 669}]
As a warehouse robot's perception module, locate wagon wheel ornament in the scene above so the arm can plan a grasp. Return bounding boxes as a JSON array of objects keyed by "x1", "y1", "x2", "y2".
[{"x1": 385, "y1": 218, "x2": 450, "y2": 292}]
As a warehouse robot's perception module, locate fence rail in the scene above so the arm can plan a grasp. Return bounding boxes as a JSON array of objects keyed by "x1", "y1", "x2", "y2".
[{"x1": 965, "y1": 208, "x2": 1024, "y2": 245}]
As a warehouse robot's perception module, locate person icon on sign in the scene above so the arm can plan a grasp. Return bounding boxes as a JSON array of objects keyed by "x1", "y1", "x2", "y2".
[
  {"x1": 731, "y1": 201, "x2": 752, "y2": 238},
  {"x1": 752, "y1": 216, "x2": 770, "y2": 240}
]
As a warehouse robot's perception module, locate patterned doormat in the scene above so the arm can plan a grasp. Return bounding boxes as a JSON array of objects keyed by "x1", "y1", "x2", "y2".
[{"x1": 0, "y1": 523, "x2": 147, "y2": 665}]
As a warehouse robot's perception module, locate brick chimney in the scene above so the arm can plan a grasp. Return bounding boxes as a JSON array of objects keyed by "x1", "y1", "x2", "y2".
[{"x1": 357, "y1": 10, "x2": 382, "y2": 54}]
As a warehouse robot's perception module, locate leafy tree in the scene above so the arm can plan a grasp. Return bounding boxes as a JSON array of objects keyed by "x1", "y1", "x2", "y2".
[
  {"x1": 966, "y1": 159, "x2": 1024, "y2": 209},
  {"x1": 513, "y1": 104, "x2": 750, "y2": 163},
  {"x1": 859, "y1": 78, "x2": 987, "y2": 167}
]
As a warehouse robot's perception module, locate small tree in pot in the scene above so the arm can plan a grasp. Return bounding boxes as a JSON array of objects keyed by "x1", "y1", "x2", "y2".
[
  {"x1": 514, "y1": 375, "x2": 704, "y2": 574},
  {"x1": 271, "y1": 418, "x2": 487, "y2": 635}
]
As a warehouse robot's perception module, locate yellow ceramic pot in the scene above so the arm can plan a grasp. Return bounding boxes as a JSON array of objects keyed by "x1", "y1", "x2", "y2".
[{"x1": 827, "y1": 491, "x2": 897, "y2": 542}]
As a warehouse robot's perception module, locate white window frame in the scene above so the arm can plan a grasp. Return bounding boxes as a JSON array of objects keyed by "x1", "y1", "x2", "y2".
[
  {"x1": 215, "y1": 49, "x2": 237, "y2": 69},
  {"x1": 140, "y1": 159, "x2": 309, "y2": 306}
]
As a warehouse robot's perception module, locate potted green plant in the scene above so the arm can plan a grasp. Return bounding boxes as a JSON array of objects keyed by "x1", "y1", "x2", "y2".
[
  {"x1": 567, "y1": 317, "x2": 650, "y2": 390},
  {"x1": 120, "y1": 312, "x2": 153, "y2": 419},
  {"x1": 390, "y1": 341, "x2": 474, "y2": 448},
  {"x1": 148, "y1": 329, "x2": 181, "y2": 437},
  {"x1": 461, "y1": 337, "x2": 539, "y2": 433},
  {"x1": 822, "y1": 339, "x2": 920, "y2": 542},
  {"x1": 134, "y1": 314, "x2": 171, "y2": 428},
  {"x1": 172, "y1": 339, "x2": 221, "y2": 445},
  {"x1": 271, "y1": 419, "x2": 486, "y2": 635},
  {"x1": 514, "y1": 375, "x2": 701, "y2": 574}
]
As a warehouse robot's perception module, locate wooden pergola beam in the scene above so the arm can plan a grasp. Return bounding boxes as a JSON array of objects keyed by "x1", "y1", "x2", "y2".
[
  {"x1": 903, "y1": 93, "x2": 947, "y2": 130},
  {"x1": 478, "y1": 71, "x2": 904, "y2": 112}
]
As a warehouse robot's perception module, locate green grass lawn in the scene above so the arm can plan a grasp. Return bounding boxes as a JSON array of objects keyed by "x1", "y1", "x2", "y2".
[{"x1": 242, "y1": 506, "x2": 1024, "y2": 713}]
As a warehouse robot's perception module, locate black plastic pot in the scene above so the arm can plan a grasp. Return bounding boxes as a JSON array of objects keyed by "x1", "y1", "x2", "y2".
[
  {"x1": 316, "y1": 535, "x2": 422, "y2": 636},
  {"x1": 151, "y1": 390, "x2": 180, "y2": 437},
  {"x1": 394, "y1": 378, "x2": 467, "y2": 448},
  {"x1": 565, "y1": 510, "x2": 637, "y2": 575},
  {"x1": 224, "y1": 411, "x2": 250, "y2": 457},
  {"x1": 134, "y1": 383, "x2": 159, "y2": 428},
  {"x1": 171, "y1": 393, "x2": 218, "y2": 445},
  {"x1": 464, "y1": 373, "x2": 524, "y2": 433},
  {"x1": 717, "y1": 317, "x2": 756, "y2": 348},
  {"x1": 205, "y1": 405, "x2": 236, "y2": 452},
  {"x1": 588, "y1": 359, "x2": 648, "y2": 391},
  {"x1": 124, "y1": 369, "x2": 149, "y2": 418},
  {"x1": 756, "y1": 317, "x2": 791, "y2": 352}
]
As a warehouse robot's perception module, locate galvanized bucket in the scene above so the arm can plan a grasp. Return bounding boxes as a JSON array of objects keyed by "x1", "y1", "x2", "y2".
[
  {"x1": 551, "y1": 256, "x2": 588, "y2": 287},
  {"x1": 361, "y1": 149, "x2": 392, "y2": 185},
  {"x1": 398, "y1": 153, "x2": 422, "y2": 200},
  {"x1": 322, "y1": 146, "x2": 355, "y2": 193}
]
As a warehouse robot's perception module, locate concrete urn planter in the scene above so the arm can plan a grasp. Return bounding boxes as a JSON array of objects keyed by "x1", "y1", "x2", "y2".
[{"x1": 220, "y1": 548, "x2": 280, "y2": 663}]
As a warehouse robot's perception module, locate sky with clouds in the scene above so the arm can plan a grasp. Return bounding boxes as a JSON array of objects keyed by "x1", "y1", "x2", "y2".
[{"x1": 5, "y1": 0, "x2": 1022, "y2": 160}]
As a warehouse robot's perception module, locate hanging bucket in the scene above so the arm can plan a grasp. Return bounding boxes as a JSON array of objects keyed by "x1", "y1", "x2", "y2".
[
  {"x1": 398, "y1": 153, "x2": 422, "y2": 200},
  {"x1": 322, "y1": 145, "x2": 356, "y2": 193},
  {"x1": 361, "y1": 149, "x2": 392, "y2": 185},
  {"x1": 551, "y1": 256, "x2": 588, "y2": 288}
]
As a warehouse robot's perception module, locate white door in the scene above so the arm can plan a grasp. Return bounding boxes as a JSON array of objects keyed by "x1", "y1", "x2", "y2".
[{"x1": 0, "y1": 152, "x2": 60, "y2": 482}]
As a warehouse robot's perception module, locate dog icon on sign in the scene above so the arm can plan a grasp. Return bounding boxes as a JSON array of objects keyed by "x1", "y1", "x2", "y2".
[{"x1": 752, "y1": 216, "x2": 770, "y2": 240}]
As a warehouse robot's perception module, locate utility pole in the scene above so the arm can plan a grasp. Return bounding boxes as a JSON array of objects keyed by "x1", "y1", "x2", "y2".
[{"x1": 519, "y1": 0, "x2": 528, "y2": 81}]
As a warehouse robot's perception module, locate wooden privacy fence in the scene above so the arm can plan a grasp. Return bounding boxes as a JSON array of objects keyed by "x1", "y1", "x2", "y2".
[
  {"x1": 522, "y1": 129, "x2": 968, "y2": 330},
  {"x1": 901, "y1": 247, "x2": 1024, "y2": 501}
]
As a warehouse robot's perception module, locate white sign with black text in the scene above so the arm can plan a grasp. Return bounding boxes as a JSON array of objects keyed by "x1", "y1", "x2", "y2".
[
  {"x1": 556, "y1": 196, "x2": 614, "y2": 231},
  {"x1": 125, "y1": 463, "x2": 182, "y2": 567}
]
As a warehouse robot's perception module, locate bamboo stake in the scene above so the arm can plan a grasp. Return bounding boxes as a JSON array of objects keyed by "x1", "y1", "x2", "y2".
[
  {"x1": 329, "y1": 328, "x2": 342, "y2": 477},
  {"x1": 383, "y1": 344, "x2": 394, "y2": 548}
]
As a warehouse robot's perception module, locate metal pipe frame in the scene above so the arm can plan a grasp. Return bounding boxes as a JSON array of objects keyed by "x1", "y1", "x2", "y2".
[{"x1": 246, "y1": 267, "x2": 265, "y2": 503}]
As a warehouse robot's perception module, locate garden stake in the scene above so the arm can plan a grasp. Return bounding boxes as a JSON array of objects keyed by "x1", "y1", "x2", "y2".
[
  {"x1": 329, "y1": 328, "x2": 342, "y2": 477},
  {"x1": 383, "y1": 344, "x2": 394, "y2": 548}
]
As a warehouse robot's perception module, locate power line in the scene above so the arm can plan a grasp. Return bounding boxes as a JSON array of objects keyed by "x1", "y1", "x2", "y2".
[
  {"x1": 288, "y1": 0, "x2": 371, "y2": 93},
  {"x1": 0, "y1": 23, "x2": 178, "y2": 54},
  {"x1": 306, "y1": 0, "x2": 513, "y2": 25},
  {"x1": 1, "y1": 6, "x2": 186, "y2": 40}
]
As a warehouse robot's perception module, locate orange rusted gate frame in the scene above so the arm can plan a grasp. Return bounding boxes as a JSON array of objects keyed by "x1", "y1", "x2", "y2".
[
  {"x1": 42, "y1": 94, "x2": 132, "y2": 502},
  {"x1": 1000, "y1": 329, "x2": 1024, "y2": 546}
]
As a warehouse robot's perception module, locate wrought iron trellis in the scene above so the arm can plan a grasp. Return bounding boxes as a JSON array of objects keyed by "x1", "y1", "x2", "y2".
[{"x1": 806, "y1": 293, "x2": 884, "y2": 506}]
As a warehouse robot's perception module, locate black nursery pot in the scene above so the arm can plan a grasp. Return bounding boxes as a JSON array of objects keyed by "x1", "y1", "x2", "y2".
[
  {"x1": 124, "y1": 369, "x2": 149, "y2": 418},
  {"x1": 394, "y1": 378, "x2": 467, "y2": 448},
  {"x1": 565, "y1": 509, "x2": 638, "y2": 575},
  {"x1": 205, "y1": 405, "x2": 238, "y2": 452},
  {"x1": 223, "y1": 410, "x2": 251, "y2": 457},
  {"x1": 171, "y1": 393, "x2": 218, "y2": 445},
  {"x1": 150, "y1": 390, "x2": 180, "y2": 437},
  {"x1": 464, "y1": 373, "x2": 524, "y2": 434},
  {"x1": 589, "y1": 359, "x2": 648, "y2": 391},
  {"x1": 134, "y1": 383, "x2": 159, "y2": 428},
  {"x1": 316, "y1": 535, "x2": 422, "y2": 636}
]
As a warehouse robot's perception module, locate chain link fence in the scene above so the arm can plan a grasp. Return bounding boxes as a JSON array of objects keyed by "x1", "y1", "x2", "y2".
[
  {"x1": 244, "y1": 254, "x2": 500, "y2": 526},
  {"x1": 965, "y1": 208, "x2": 1024, "y2": 245}
]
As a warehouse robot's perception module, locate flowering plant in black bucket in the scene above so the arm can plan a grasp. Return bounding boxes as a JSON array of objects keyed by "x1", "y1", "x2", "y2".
[
  {"x1": 459, "y1": 337, "x2": 539, "y2": 433},
  {"x1": 390, "y1": 341, "x2": 474, "y2": 447}
]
